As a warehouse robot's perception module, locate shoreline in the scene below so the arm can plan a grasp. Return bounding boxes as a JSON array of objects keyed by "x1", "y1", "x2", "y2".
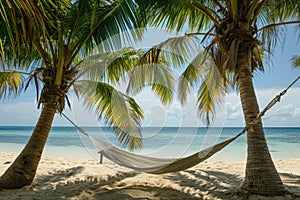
[
  {"x1": 0, "y1": 141, "x2": 249, "y2": 162},
  {"x1": 1, "y1": 140, "x2": 300, "y2": 163},
  {"x1": 0, "y1": 151, "x2": 299, "y2": 199}
]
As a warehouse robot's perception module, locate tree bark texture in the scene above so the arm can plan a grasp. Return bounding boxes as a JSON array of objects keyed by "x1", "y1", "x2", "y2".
[
  {"x1": 0, "y1": 103, "x2": 56, "y2": 189},
  {"x1": 237, "y1": 49, "x2": 287, "y2": 195}
]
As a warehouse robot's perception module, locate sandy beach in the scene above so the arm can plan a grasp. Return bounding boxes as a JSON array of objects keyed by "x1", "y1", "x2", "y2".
[{"x1": 0, "y1": 152, "x2": 299, "y2": 200}]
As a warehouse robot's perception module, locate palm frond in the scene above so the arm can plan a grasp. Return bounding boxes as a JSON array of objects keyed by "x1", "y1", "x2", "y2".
[
  {"x1": 127, "y1": 62, "x2": 175, "y2": 105},
  {"x1": 246, "y1": 0, "x2": 265, "y2": 22},
  {"x1": 256, "y1": 1, "x2": 300, "y2": 58},
  {"x1": 178, "y1": 50, "x2": 211, "y2": 104},
  {"x1": 197, "y1": 66, "x2": 226, "y2": 125},
  {"x1": 230, "y1": 0, "x2": 238, "y2": 20},
  {"x1": 142, "y1": 0, "x2": 217, "y2": 33},
  {"x1": 262, "y1": 1, "x2": 300, "y2": 22},
  {"x1": 139, "y1": 35, "x2": 201, "y2": 68},
  {"x1": 74, "y1": 80, "x2": 144, "y2": 150},
  {"x1": 0, "y1": 71, "x2": 24, "y2": 100},
  {"x1": 70, "y1": 0, "x2": 145, "y2": 58},
  {"x1": 0, "y1": 0, "x2": 56, "y2": 62},
  {"x1": 24, "y1": 68, "x2": 44, "y2": 102},
  {"x1": 79, "y1": 47, "x2": 143, "y2": 84}
]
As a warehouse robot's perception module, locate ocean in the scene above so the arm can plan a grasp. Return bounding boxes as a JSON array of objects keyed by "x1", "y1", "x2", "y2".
[{"x1": 0, "y1": 126, "x2": 299, "y2": 162}]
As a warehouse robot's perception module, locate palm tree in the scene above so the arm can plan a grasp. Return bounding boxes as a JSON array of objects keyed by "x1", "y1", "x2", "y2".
[
  {"x1": 0, "y1": 0, "x2": 146, "y2": 189},
  {"x1": 133, "y1": 0, "x2": 300, "y2": 196}
]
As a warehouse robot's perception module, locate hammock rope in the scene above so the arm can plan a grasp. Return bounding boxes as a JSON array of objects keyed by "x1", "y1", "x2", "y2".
[
  {"x1": 62, "y1": 75, "x2": 299, "y2": 174},
  {"x1": 247, "y1": 75, "x2": 300, "y2": 128}
]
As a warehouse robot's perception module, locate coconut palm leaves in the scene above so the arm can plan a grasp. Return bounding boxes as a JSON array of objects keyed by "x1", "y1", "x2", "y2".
[
  {"x1": 130, "y1": 33, "x2": 226, "y2": 124},
  {"x1": 126, "y1": 35, "x2": 200, "y2": 106},
  {"x1": 74, "y1": 47, "x2": 146, "y2": 149},
  {"x1": 0, "y1": 71, "x2": 23, "y2": 99},
  {"x1": 75, "y1": 80, "x2": 143, "y2": 149},
  {"x1": 22, "y1": 47, "x2": 145, "y2": 149},
  {"x1": 127, "y1": 61, "x2": 175, "y2": 105},
  {"x1": 1, "y1": 0, "x2": 147, "y2": 150},
  {"x1": 64, "y1": 0, "x2": 145, "y2": 57},
  {"x1": 80, "y1": 47, "x2": 143, "y2": 83},
  {"x1": 143, "y1": 0, "x2": 215, "y2": 33},
  {"x1": 139, "y1": 0, "x2": 300, "y2": 124},
  {"x1": 137, "y1": 0, "x2": 300, "y2": 195},
  {"x1": 0, "y1": 0, "x2": 58, "y2": 63}
]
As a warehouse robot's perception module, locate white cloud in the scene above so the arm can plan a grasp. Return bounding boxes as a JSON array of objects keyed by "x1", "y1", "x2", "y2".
[
  {"x1": 222, "y1": 92, "x2": 244, "y2": 126},
  {"x1": 275, "y1": 104, "x2": 296, "y2": 117},
  {"x1": 224, "y1": 88, "x2": 300, "y2": 127}
]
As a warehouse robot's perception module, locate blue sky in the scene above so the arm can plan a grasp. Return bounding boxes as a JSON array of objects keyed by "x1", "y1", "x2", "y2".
[
  {"x1": 253, "y1": 26, "x2": 300, "y2": 89},
  {"x1": 0, "y1": 26, "x2": 300, "y2": 127}
]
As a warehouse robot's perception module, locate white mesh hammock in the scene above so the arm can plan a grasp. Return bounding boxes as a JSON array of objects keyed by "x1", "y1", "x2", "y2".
[
  {"x1": 88, "y1": 133, "x2": 243, "y2": 174},
  {"x1": 62, "y1": 112, "x2": 244, "y2": 174},
  {"x1": 63, "y1": 75, "x2": 299, "y2": 174}
]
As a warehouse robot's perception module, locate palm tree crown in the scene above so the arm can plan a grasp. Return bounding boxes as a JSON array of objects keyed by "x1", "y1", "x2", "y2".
[
  {"x1": 133, "y1": 0, "x2": 300, "y2": 196},
  {"x1": 0, "y1": 0, "x2": 147, "y2": 189},
  {"x1": 1, "y1": 0, "x2": 146, "y2": 148},
  {"x1": 137, "y1": 0, "x2": 300, "y2": 121}
]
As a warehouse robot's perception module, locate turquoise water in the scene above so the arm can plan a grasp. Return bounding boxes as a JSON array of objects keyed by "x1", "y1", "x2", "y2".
[{"x1": 0, "y1": 126, "x2": 299, "y2": 161}]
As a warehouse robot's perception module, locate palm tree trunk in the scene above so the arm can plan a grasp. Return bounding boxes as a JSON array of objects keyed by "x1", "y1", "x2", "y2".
[
  {"x1": 0, "y1": 103, "x2": 56, "y2": 189},
  {"x1": 237, "y1": 51, "x2": 287, "y2": 195}
]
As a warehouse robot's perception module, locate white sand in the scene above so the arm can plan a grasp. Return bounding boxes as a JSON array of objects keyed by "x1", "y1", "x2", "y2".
[{"x1": 0, "y1": 152, "x2": 299, "y2": 200}]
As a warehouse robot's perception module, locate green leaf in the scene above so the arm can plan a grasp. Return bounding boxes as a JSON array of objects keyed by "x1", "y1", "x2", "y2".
[
  {"x1": 71, "y1": 0, "x2": 146, "y2": 57},
  {"x1": 177, "y1": 50, "x2": 211, "y2": 104},
  {"x1": 142, "y1": 0, "x2": 218, "y2": 33},
  {"x1": 0, "y1": 71, "x2": 24, "y2": 100},
  {"x1": 127, "y1": 62, "x2": 175, "y2": 105},
  {"x1": 231, "y1": 0, "x2": 238, "y2": 20},
  {"x1": 80, "y1": 47, "x2": 143, "y2": 84},
  {"x1": 138, "y1": 35, "x2": 201, "y2": 68},
  {"x1": 0, "y1": 0, "x2": 56, "y2": 62},
  {"x1": 197, "y1": 66, "x2": 226, "y2": 126},
  {"x1": 74, "y1": 80, "x2": 144, "y2": 150}
]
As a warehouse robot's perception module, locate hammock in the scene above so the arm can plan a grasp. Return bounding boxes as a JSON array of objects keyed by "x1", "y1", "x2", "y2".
[
  {"x1": 63, "y1": 111, "x2": 245, "y2": 174},
  {"x1": 88, "y1": 132, "x2": 243, "y2": 174},
  {"x1": 63, "y1": 75, "x2": 299, "y2": 174}
]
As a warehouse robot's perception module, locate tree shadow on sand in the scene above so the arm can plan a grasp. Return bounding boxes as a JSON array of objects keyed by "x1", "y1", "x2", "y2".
[
  {"x1": 0, "y1": 166, "x2": 137, "y2": 200},
  {"x1": 1, "y1": 166, "x2": 299, "y2": 200},
  {"x1": 91, "y1": 169, "x2": 245, "y2": 200},
  {"x1": 166, "y1": 169, "x2": 244, "y2": 199},
  {"x1": 165, "y1": 170, "x2": 300, "y2": 199},
  {"x1": 94, "y1": 185, "x2": 203, "y2": 200},
  {"x1": 31, "y1": 167, "x2": 210, "y2": 199},
  {"x1": 34, "y1": 166, "x2": 85, "y2": 186},
  {"x1": 34, "y1": 166, "x2": 138, "y2": 199},
  {"x1": 11, "y1": 167, "x2": 243, "y2": 199},
  {"x1": 279, "y1": 172, "x2": 300, "y2": 196}
]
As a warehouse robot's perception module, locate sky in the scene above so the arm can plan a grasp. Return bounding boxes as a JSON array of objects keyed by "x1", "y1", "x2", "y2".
[{"x1": 0, "y1": 26, "x2": 300, "y2": 127}]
